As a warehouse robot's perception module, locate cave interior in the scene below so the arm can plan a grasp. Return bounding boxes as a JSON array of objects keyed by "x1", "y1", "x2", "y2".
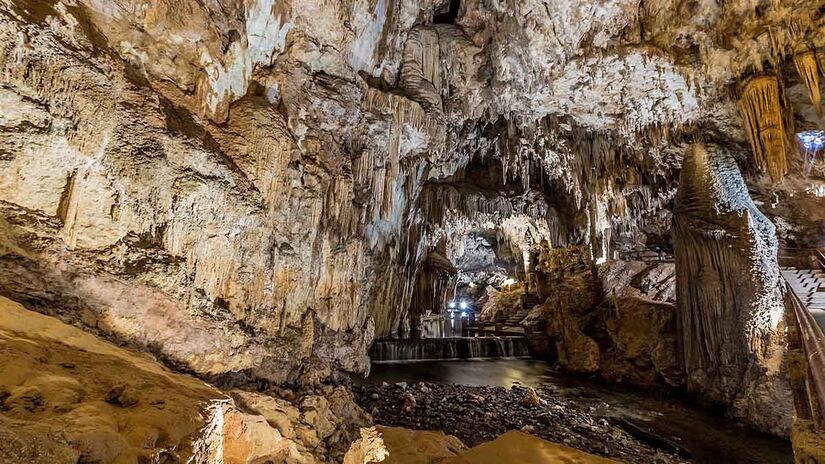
[{"x1": 1, "y1": 0, "x2": 825, "y2": 463}]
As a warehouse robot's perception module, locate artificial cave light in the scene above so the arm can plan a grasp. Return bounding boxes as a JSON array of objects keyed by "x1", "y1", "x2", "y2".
[
  {"x1": 797, "y1": 130, "x2": 825, "y2": 176},
  {"x1": 797, "y1": 130, "x2": 825, "y2": 153},
  {"x1": 459, "y1": 301, "x2": 468, "y2": 310}
]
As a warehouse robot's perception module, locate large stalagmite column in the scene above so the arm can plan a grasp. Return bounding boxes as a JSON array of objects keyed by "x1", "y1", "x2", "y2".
[{"x1": 673, "y1": 144, "x2": 791, "y2": 435}]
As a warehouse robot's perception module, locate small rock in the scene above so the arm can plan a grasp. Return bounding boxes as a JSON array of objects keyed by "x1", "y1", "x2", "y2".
[
  {"x1": 106, "y1": 384, "x2": 139, "y2": 407},
  {"x1": 401, "y1": 392, "x2": 416, "y2": 412},
  {"x1": 370, "y1": 393, "x2": 380, "y2": 400},
  {"x1": 521, "y1": 424, "x2": 536, "y2": 434},
  {"x1": 521, "y1": 387, "x2": 542, "y2": 407}
]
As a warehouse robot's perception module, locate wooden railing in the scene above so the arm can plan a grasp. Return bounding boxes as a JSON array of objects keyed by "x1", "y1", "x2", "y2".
[
  {"x1": 816, "y1": 248, "x2": 825, "y2": 271},
  {"x1": 779, "y1": 246, "x2": 825, "y2": 269},
  {"x1": 617, "y1": 248, "x2": 674, "y2": 263}
]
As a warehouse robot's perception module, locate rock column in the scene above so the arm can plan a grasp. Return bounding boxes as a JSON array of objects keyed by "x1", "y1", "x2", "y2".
[{"x1": 672, "y1": 143, "x2": 791, "y2": 435}]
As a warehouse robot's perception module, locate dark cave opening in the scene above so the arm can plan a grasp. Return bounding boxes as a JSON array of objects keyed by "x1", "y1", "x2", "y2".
[{"x1": 433, "y1": 0, "x2": 460, "y2": 24}]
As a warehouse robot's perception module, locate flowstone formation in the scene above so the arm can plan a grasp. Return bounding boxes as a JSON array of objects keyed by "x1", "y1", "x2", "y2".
[
  {"x1": 673, "y1": 144, "x2": 791, "y2": 435},
  {"x1": 1, "y1": 0, "x2": 825, "y2": 461}
]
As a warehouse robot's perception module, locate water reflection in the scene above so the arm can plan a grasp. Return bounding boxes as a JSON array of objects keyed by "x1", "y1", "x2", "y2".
[{"x1": 358, "y1": 358, "x2": 557, "y2": 387}]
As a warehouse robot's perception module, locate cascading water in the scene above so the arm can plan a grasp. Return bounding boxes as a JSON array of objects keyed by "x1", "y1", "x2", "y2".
[{"x1": 370, "y1": 336, "x2": 530, "y2": 362}]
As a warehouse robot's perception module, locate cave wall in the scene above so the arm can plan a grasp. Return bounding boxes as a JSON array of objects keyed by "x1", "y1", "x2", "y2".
[{"x1": 673, "y1": 143, "x2": 792, "y2": 436}]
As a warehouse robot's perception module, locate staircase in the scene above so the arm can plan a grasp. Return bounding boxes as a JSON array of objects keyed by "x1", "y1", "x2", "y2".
[
  {"x1": 503, "y1": 293, "x2": 541, "y2": 326},
  {"x1": 522, "y1": 293, "x2": 542, "y2": 308},
  {"x1": 781, "y1": 268, "x2": 825, "y2": 330}
]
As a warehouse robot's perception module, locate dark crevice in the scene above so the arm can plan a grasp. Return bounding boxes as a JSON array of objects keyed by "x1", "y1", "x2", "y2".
[
  {"x1": 433, "y1": 0, "x2": 460, "y2": 24},
  {"x1": 56, "y1": 170, "x2": 77, "y2": 225}
]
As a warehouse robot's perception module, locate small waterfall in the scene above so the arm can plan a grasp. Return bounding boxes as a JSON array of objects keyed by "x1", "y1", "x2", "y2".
[{"x1": 370, "y1": 337, "x2": 530, "y2": 362}]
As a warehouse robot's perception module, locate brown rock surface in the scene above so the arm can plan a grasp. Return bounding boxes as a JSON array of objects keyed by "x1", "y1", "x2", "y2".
[
  {"x1": 600, "y1": 296, "x2": 681, "y2": 386},
  {"x1": 0, "y1": 296, "x2": 367, "y2": 464},
  {"x1": 345, "y1": 426, "x2": 465, "y2": 464},
  {"x1": 0, "y1": 295, "x2": 222, "y2": 463},
  {"x1": 443, "y1": 431, "x2": 617, "y2": 464}
]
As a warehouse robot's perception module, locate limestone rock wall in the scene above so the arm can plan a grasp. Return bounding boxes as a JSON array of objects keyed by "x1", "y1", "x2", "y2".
[{"x1": 525, "y1": 246, "x2": 680, "y2": 387}]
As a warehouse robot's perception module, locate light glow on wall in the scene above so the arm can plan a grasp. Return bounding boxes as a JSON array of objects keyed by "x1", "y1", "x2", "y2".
[{"x1": 797, "y1": 130, "x2": 825, "y2": 153}]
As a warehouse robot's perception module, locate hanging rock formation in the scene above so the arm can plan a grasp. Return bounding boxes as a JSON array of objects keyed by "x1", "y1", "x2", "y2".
[
  {"x1": 673, "y1": 143, "x2": 792, "y2": 435},
  {"x1": 740, "y1": 76, "x2": 788, "y2": 183}
]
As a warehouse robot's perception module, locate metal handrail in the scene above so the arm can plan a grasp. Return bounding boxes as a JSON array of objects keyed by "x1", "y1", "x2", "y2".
[
  {"x1": 815, "y1": 249, "x2": 825, "y2": 272},
  {"x1": 785, "y1": 281, "x2": 825, "y2": 427}
]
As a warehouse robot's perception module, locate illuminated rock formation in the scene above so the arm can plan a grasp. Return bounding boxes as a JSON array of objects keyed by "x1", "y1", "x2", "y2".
[
  {"x1": 740, "y1": 76, "x2": 788, "y2": 183},
  {"x1": 673, "y1": 144, "x2": 792, "y2": 435}
]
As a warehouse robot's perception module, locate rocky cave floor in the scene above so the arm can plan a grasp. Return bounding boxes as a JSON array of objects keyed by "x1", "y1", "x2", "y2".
[{"x1": 353, "y1": 380, "x2": 793, "y2": 464}]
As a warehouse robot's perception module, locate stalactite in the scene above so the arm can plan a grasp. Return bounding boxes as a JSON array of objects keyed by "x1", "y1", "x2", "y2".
[
  {"x1": 57, "y1": 169, "x2": 80, "y2": 249},
  {"x1": 362, "y1": 87, "x2": 442, "y2": 219},
  {"x1": 793, "y1": 51, "x2": 822, "y2": 118},
  {"x1": 739, "y1": 76, "x2": 787, "y2": 183},
  {"x1": 399, "y1": 27, "x2": 443, "y2": 118}
]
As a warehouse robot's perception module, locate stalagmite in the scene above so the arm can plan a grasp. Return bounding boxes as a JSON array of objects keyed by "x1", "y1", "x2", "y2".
[
  {"x1": 672, "y1": 143, "x2": 790, "y2": 435},
  {"x1": 739, "y1": 76, "x2": 787, "y2": 182}
]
